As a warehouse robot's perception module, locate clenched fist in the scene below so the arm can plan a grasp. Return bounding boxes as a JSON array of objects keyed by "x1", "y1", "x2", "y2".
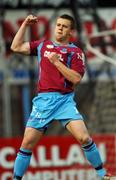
[
  {"x1": 24, "y1": 14, "x2": 38, "y2": 26},
  {"x1": 47, "y1": 52, "x2": 60, "y2": 65}
]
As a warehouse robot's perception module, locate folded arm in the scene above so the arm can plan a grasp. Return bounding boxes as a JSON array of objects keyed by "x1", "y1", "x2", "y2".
[{"x1": 47, "y1": 52, "x2": 82, "y2": 86}]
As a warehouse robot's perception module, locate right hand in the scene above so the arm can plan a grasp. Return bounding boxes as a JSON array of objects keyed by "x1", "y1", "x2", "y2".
[
  {"x1": 47, "y1": 52, "x2": 60, "y2": 65},
  {"x1": 24, "y1": 14, "x2": 38, "y2": 26}
]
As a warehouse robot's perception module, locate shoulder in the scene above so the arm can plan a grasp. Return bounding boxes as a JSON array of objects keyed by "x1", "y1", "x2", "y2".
[
  {"x1": 29, "y1": 38, "x2": 49, "y2": 50},
  {"x1": 29, "y1": 39, "x2": 53, "y2": 55},
  {"x1": 29, "y1": 39, "x2": 45, "y2": 55},
  {"x1": 69, "y1": 43, "x2": 84, "y2": 53},
  {"x1": 69, "y1": 43, "x2": 85, "y2": 62},
  {"x1": 67, "y1": 43, "x2": 84, "y2": 56},
  {"x1": 30, "y1": 38, "x2": 44, "y2": 48}
]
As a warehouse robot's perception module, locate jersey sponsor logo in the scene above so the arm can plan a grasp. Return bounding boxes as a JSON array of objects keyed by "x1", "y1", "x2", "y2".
[
  {"x1": 44, "y1": 50, "x2": 51, "y2": 57},
  {"x1": 44, "y1": 51, "x2": 64, "y2": 62}
]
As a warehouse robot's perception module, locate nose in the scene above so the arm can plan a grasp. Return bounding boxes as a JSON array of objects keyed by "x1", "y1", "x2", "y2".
[{"x1": 59, "y1": 25, "x2": 63, "y2": 30}]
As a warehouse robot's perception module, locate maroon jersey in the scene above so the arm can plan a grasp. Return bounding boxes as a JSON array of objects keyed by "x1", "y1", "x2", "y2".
[{"x1": 30, "y1": 39, "x2": 85, "y2": 94}]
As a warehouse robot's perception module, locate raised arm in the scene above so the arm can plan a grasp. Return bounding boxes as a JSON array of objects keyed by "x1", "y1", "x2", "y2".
[{"x1": 11, "y1": 15, "x2": 38, "y2": 55}]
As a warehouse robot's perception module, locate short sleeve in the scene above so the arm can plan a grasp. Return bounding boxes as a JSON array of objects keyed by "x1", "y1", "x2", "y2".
[
  {"x1": 71, "y1": 49, "x2": 85, "y2": 77},
  {"x1": 29, "y1": 40, "x2": 42, "y2": 56}
]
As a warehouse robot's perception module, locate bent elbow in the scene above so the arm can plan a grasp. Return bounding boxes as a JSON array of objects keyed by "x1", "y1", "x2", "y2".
[
  {"x1": 10, "y1": 46, "x2": 14, "y2": 52},
  {"x1": 73, "y1": 80, "x2": 80, "y2": 86},
  {"x1": 73, "y1": 76, "x2": 81, "y2": 85},
  {"x1": 10, "y1": 40, "x2": 21, "y2": 52},
  {"x1": 10, "y1": 45, "x2": 18, "y2": 52},
  {"x1": 10, "y1": 42, "x2": 30, "y2": 55}
]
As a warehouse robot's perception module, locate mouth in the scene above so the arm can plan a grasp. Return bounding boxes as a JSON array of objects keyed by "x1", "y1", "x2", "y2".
[{"x1": 57, "y1": 31, "x2": 62, "y2": 34}]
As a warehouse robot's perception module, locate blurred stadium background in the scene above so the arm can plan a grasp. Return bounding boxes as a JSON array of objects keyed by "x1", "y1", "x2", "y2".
[{"x1": 0, "y1": 0, "x2": 116, "y2": 179}]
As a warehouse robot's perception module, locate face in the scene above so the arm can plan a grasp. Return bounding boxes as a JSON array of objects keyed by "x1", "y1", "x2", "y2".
[{"x1": 54, "y1": 18, "x2": 73, "y2": 43}]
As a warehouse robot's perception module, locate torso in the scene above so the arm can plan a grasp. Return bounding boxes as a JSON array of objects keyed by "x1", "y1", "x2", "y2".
[{"x1": 30, "y1": 39, "x2": 85, "y2": 94}]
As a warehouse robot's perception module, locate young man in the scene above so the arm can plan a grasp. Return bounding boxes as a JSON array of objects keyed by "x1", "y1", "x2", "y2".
[{"x1": 11, "y1": 14, "x2": 113, "y2": 180}]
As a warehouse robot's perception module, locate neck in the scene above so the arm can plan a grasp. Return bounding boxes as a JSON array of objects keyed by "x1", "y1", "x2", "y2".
[
  {"x1": 54, "y1": 37, "x2": 70, "y2": 46},
  {"x1": 54, "y1": 40, "x2": 69, "y2": 46}
]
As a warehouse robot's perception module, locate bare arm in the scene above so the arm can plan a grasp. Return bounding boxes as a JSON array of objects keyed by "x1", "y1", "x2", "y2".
[
  {"x1": 11, "y1": 15, "x2": 38, "y2": 55},
  {"x1": 47, "y1": 52, "x2": 82, "y2": 85}
]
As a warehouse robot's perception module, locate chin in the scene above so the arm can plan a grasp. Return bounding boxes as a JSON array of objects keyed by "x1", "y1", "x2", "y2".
[{"x1": 56, "y1": 36, "x2": 63, "y2": 42}]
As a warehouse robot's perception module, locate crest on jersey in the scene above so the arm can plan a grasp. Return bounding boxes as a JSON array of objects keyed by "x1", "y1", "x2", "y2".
[
  {"x1": 47, "y1": 45, "x2": 54, "y2": 49},
  {"x1": 60, "y1": 48, "x2": 67, "y2": 54}
]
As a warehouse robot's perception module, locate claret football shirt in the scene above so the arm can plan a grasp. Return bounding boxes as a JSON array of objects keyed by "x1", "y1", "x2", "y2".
[{"x1": 30, "y1": 39, "x2": 85, "y2": 94}]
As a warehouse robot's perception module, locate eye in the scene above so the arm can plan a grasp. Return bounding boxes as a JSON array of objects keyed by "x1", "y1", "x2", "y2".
[
  {"x1": 57, "y1": 23, "x2": 61, "y2": 27},
  {"x1": 63, "y1": 25, "x2": 68, "y2": 28}
]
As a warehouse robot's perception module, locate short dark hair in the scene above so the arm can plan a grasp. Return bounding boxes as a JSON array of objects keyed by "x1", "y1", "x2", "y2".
[{"x1": 59, "y1": 14, "x2": 75, "y2": 29}]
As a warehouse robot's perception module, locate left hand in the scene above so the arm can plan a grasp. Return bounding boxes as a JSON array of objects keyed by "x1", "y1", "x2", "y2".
[{"x1": 47, "y1": 52, "x2": 59, "y2": 65}]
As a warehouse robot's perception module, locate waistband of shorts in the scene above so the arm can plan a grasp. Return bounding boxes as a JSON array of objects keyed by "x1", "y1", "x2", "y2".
[{"x1": 37, "y1": 92, "x2": 74, "y2": 97}]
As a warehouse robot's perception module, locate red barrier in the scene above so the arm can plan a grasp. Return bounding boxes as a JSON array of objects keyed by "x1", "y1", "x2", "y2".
[{"x1": 0, "y1": 135, "x2": 116, "y2": 180}]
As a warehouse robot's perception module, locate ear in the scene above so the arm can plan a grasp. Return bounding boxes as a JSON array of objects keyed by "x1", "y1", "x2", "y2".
[{"x1": 69, "y1": 29, "x2": 74, "y2": 36}]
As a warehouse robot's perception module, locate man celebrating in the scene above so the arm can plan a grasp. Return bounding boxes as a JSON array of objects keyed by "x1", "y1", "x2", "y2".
[{"x1": 11, "y1": 14, "x2": 113, "y2": 180}]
